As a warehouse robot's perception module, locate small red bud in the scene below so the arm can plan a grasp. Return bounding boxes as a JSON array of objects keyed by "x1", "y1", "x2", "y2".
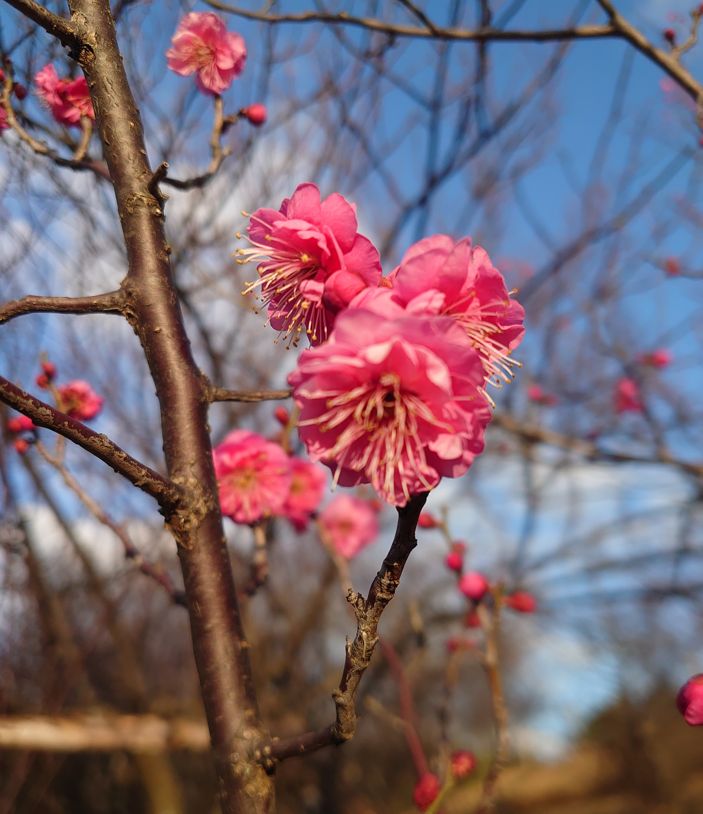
[
  {"x1": 418, "y1": 512, "x2": 438, "y2": 529},
  {"x1": 505, "y1": 590, "x2": 537, "y2": 614},
  {"x1": 7, "y1": 415, "x2": 35, "y2": 434},
  {"x1": 241, "y1": 103, "x2": 267, "y2": 126},
  {"x1": 12, "y1": 82, "x2": 27, "y2": 100},
  {"x1": 273, "y1": 406, "x2": 289, "y2": 426},
  {"x1": 41, "y1": 360, "x2": 57, "y2": 380},
  {"x1": 464, "y1": 609, "x2": 481, "y2": 629},
  {"x1": 412, "y1": 773, "x2": 441, "y2": 811},
  {"x1": 677, "y1": 674, "x2": 703, "y2": 725},
  {"x1": 664, "y1": 257, "x2": 680, "y2": 276},
  {"x1": 445, "y1": 551, "x2": 464, "y2": 572},
  {"x1": 663, "y1": 28, "x2": 676, "y2": 44},
  {"x1": 459, "y1": 571, "x2": 490, "y2": 602},
  {"x1": 35, "y1": 373, "x2": 50, "y2": 389},
  {"x1": 13, "y1": 438, "x2": 29, "y2": 454},
  {"x1": 0, "y1": 68, "x2": 5, "y2": 83},
  {"x1": 450, "y1": 749, "x2": 477, "y2": 779}
]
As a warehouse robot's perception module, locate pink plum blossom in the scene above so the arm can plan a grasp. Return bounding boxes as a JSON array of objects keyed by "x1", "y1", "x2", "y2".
[
  {"x1": 289, "y1": 308, "x2": 491, "y2": 505},
  {"x1": 614, "y1": 377, "x2": 643, "y2": 414},
  {"x1": 378, "y1": 235, "x2": 525, "y2": 390},
  {"x1": 318, "y1": 495, "x2": 379, "y2": 559},
  {"x1": 34, "y1": 64, "x2": 94, "y2": 127},
  {"x1": 167, "y1": 12, "x2": 246, "y2": 95},
  {"x1": 213, "y1": 430, "x2": 291, "y2": 524},
  {"x1": 638, "y1": 349, "x2": 672, "y2": 369},
  {"x1": 239, "y1": 183, "x2": 382, "y2": 345},
  {"x1": 281, "y1": 457, "x2": 327, "y2": 531},
  {"x1": 57, "y1": 380, "x2": 103, "y2": 421},
  {"x1": 677, "y1": 674, "x2": 703, "y2": 726}
]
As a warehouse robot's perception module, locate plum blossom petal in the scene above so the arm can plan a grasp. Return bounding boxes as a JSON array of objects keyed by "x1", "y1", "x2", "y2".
[
  {"x1": 167, "y1": 13, "x2": 246, "y2": 95},
  {"x1": 35, "y1": 64, "x2": 94, "y2": 127},
  {"x1": 239, "y1": 183, "x2": 382, "y2": 345},
  {"x1": 214, "y1": 430, "x2": 291, "y2": 524},
  {"x1": 318, "y1": 495, "x2": 378, "y2": 559}
]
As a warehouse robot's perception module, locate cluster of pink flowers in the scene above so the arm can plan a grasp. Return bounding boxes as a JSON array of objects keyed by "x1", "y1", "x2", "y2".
[
  {"x1": 239, "y1": 183, "x2": 525, "y2": 506},
  {"x1": 34, "y1": 64, "x2": 94, "y2": 127},
  {"x1": 213, "y1": 429, "x2": 326, "y2": 527},
  {"x1": 167, "y1": 12, "x2": 246, "y2": 95},
  {"x1": 56, "y1": 380, "x2": 104, "y2": 421}
]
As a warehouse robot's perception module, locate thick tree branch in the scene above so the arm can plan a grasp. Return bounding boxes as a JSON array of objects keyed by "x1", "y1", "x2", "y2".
[
  {"x1": 1, "y1": 0, "x2": 84, "y2": 51},
  {"x1": 267, "y1": 492, "x2": 428, "y2": 764},
  {"x1": 0, "y1": 376, "x2": 181, "y2": 510},
  {"x1": 0, "y1": 290, "x2": 125, "y2": 325}
]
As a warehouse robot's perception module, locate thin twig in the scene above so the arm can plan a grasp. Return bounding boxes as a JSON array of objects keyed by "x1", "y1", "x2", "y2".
[
  {"x1": 267, "y1": 493, "x2": 428, "y2": 764},
  {"x1": 208, "y1": 385, "x2": 291, "y2": 403},
  {"x1": 2, "y1": 0, "x2": 83, "y2": 52},
  {"x1": 0, "y1": 376, "x2": 180, "y2": 512},
  {"x1": 34, "y1": 441, "x2": 187, "y2": 606},
  {"x1": 0, "y1": 290, "x2": 125, "y2": 325}
]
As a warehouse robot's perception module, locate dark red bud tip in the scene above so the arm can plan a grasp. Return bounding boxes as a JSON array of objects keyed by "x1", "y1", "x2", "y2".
[
  {"x1": 663, "y1": 28, "x2": 676, "y2": 43},
  {"x1": 35, "y1": 373, "x2": 50, "y2": 389},
  {"x1": 450, "y1": 749, "x2": 477, "y2": 779},
  {"x1": 12, "y1": 82, "x2": 27, "y2": 100},
  {"x1": 13, "y1": 438, "x2": 30, "y2": 454},
  {"x1": 273, "y1": 406, "x2": 289, "y2": 426},
  {"x1": 241, "y1": 103, "x2": 267, "y2": 126},
  {"x1": 418, "y1": 512, "x2": 439, "y2": 529},
  {"x1": 505, "y1": 590, "x2": 537, "y2": 613},
  {"x1": 41, "y1": 361, "x2": 57, "y2": 379},
  {"x1": 412, "y1": 773, "x2": 441, "y2": 811}
]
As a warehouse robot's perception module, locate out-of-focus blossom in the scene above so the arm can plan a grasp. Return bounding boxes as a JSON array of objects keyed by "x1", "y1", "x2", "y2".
[
  {"x1": 450, "y1": 750, "x2": 477, "y2": 779},
  {"x1": 7, "y1": 415, "x2": 35, "y2": 434},
  {"x1": 35, "y1": 64, "x2": 94, "y2": 126},
  {"x1": 677, "y1": 674, "x2": 703, "y2": 726},
  {"x1": 167, "y1": 12, "x2": 246, "y2": 95},
  {"x1": 318, "y1": 494, "x2": 378, "y2": 559},
  {"x1": 459, "y1": 571, "x2": 490, "y2": 602},
  {"x1": 213, "y1": 430, "x2": 291, "y2": 524},
  {"x1": 445, "y1": 541, "x2": 466, "y2": 573},
  {"x1": 381, "y1": 234, "x2": 525, "y2": 389},
  {"x1": 418, "y1": 512, "x2": 440, "y2": 529},
  {"x1": 505, "y1": 590, "x2": 537, "y2": 614},
  {"x1": 638, "y1": 349, "x2": 672, "y2": 369},
  {"x1": 290, "y1": 309, "x2": 490, "y2": 505},
  {"x1": 240, "y1": 183, "x2": 381, "y2": 345},
  {"x1": 281, "y1": 457, "x2": 326, "y2": 531},
  {"x1": 57, "y1": 380, "x2": 103, "y2": 421},
  {"x1": 13, "y1": 438, "x2": 29, "y2": 454},
  {"x1": 614, "y1": 377, "x2": 643, "y2": 414},
  {"x1": 527, "y1": 384, "x2": 558, "y2": 406},
  {"x1": 41, "y1": 360, "x2": 57, "y2": 379},
  {"x1": 412, "y1": 773, "x2": 441, "y2": 812},
  {"x1": 664, "y1": 257, "x2": 681, "y2": 276}
]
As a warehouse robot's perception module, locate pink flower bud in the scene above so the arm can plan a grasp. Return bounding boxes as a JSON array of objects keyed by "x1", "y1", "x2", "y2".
[
  {"x1": 418, "y1": 512, "x2": 439, "y2": 529},
  {"x1": 663, "y1": 28, "x2": 676, "y2": 44},
  {"x1": 638, "y1": 349, "x2": 672, "y2": 369},
  {"x1": 459, "y1": 571, "x2": 489, "y2": 602},
  {"x1": 412, "y1": 773, "x2": 441, "y2": 812},
  {"x1": 41, "y1": 360, "x2": 57, "y2": 379},
  {"x1": 464, "y1": 609, "x2": 481, "y2": 628},
  {"x1": 677, "y1": 674, "x2": 703, "y2": 725},
  {"x1": 241, "y1": 103, "x2": 267, "y2": 125},
  {"x1": 13, "y1": 438, "x2": 29, "y2": 454},
  {"x1": 665, "y1": 257, "x2": 680, "y2": 276},
  {"x1": 505, "y1": 591, "x2": 537, "y2": 613},
  {"x1": 13, "y1": 82, "x2": 27, "y2": 100},
  {"x1": 273, "y1": 406, "x2": 289, "y2": 426},
  {"x1": 450, "y1": 749, "x2": 477, "y2": 779},
  {"x1": 7, "y1": 415, "x2": 35, "y2": 434},
  {"x1": 445, "y1": 551, "x2": 463, "y2": 572},
  {"x1": 35, "y1": 373, "x2": 50, "y2": 389}
]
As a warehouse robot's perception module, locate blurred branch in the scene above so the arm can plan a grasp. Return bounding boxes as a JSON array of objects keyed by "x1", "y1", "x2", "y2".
[
  {"x1": 208, "y1": 384, "x2": 291, "y2": 403},
  {"x1": 267, "y1": 492, "x2": 428, "y2": 764},
  {"x1": 0, "y1": 714, "x2": 209, "y2": 752},
  {"x1": 0, "y1": 376, "x2": 181, "y2": 511},
  {"x1": 1, "y1": 0, "x2": 83, "y2": 51},
  {"x1": 0, "y1": 290, "x2": 125, "y2": 325}
]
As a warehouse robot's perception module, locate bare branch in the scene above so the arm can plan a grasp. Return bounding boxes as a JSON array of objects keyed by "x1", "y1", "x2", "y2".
[
  {"x1": 0, "y1": 290, "x2": 125, "y2": 325},
  {"x1": 1, "y1": 0, "x2": 84, "y2": 52},
  {"x1": 267, "y1": 492, "x2": 428, "y2": 764},
  {"x1": 208, "y1": 385, "x2": 291, "y2": 403},
  {"x1": 0, "y1": 376, "x2": 181, "y2": 511}
]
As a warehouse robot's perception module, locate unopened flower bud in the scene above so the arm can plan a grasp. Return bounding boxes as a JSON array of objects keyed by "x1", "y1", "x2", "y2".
[
  {"x1": 664, "y1": 257, "x2": 680, "y2": 276},
  {"x1": 459, "y1": 571, "x2": 490, "y2": 602},
  {"x1": 505, "y1": 590, "x2": 537, "y2": 613},
  {"x1": 450, "y1": 749, "x2": 476, "y2": 779},
  {"x1": 273, "y1": 406, "x2": 289, "y2": 426},
  {"x1": 13, "y1": 82, "x2": 27, "y2": 100},
  {"x1": 464, "y1": 609, "x2": 481, "y2": 628},
  {"x1": 445, "y1": 551, "x2": 463, "y2": 572},
  {"x1": 13, "y1": 438, "x2": 29, "y2": 454},
  {"x1": 412, "y1": 773, "x2": 441, "y2": 812},
  {"x1": 418, "y1": 512, "x2": 439, "y2": 529},
  {"x1": 663, "y1": 28, "x2": 676, "y2": 44},
  {"x1": 35, "y1": 373, "x2": 50, "y2": 389},
  {"x1": 41, "y1": 360, "x2": 57, "y2": 379},
  {"x1": 677, "y1": 674, "x2": 703, "y2": 725},
  {"x1": 7, "y1": 415, "x2": 35, "y2": 434},
  {"x1": 241, "y1": 103, "x2": 267, "y2": 126}
]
